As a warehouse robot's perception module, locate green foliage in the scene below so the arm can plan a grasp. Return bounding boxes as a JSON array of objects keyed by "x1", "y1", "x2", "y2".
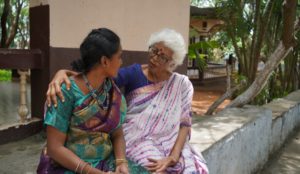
[
  {"x1": 0, "y1": 69, "x2": 12, "y2": 81},
  {"x1": 230, "y1": 71, "x2": 248, "y2": 97},
  {"x1": 190, "y1": 0, "x2": 215, "y2": 7},
  {"x1": 191, "y1": 0, "x2": 299, "y2": 106},
  {"x1": 188, "y1": 40, "x2": 220, "y2": 71},
  {"x1": 261, "y1": 71, "x2": 289, "y2": 104},
  {"x1": 189, "y1": 40, "x2": 220, "y2": 51},
  {"x1": 0, "y1": 0, "x2": 29, "y2": 48},
  {"x1": 12, "y1": 1, "x2": 29, "y2": 48},
  {"x1": 252, "y1": 86, "x2": 269, "y2": 105}
]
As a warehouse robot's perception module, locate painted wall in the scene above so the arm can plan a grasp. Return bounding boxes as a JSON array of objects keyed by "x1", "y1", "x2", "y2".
[{"x1": 31, "y1": 0, "x2": 190, "y2": 52}]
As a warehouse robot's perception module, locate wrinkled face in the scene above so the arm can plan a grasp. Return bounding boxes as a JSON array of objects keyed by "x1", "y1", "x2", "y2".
[
  {"x1": 105, "y1": 46, "x2": 123, "y2": 77},
  {"x1": 148, "y1": 42, "x2": 174, "y2": 71}
]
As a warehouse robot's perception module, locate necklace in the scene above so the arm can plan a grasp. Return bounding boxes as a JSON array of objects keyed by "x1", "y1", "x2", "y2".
[{"x1": 82, "y1": 74, "x2": 110, "y2": 110}]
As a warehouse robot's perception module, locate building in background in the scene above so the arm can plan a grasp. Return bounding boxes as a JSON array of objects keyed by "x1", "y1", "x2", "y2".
[{"x1": 188, "y1": 6, "x2": 225, "y2": 83}]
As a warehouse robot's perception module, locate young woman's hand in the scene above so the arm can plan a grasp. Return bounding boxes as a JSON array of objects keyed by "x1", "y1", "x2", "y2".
[
  {"x1": 115, "y1": 163, "x2": 129, "y2": 174},
  {"x1": 145, "y1": 156, "x2": 177, "y2": 173},
  {"x1": 46, "y1": 69, "x2": 77, "y2": 107}
]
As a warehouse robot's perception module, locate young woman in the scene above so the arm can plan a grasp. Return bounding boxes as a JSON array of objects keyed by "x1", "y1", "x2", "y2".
[{"x1": 37, "y1": 28, "x2": 148, "y2": 174}]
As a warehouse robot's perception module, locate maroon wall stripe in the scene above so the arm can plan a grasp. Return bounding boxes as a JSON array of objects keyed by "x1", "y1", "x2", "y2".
[{"x1": 49, "y1": 47, "x2": 187, "y2": 77}]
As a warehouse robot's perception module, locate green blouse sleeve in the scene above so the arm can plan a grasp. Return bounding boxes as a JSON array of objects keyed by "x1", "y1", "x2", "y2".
[
  {"x1": 44, "y1": 84, "x2": 74, "y2": 133},
  {"x1": 119, "y1": 95, "x2": 127, "y2": 125}
]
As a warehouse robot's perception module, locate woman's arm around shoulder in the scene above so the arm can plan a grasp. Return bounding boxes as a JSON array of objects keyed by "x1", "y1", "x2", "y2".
[{"x1": 46, "y1": 69, "x2": 78, "y2": 107}]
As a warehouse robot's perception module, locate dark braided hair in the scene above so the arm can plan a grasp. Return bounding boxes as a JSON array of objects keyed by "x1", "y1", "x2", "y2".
[{"x1": 71, "y1": 28, "x2": 120, "y2": 73}]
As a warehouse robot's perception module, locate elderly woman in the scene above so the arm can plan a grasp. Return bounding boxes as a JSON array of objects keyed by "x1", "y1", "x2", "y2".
[{"x1": 47, "y1": 29, "x2": 209, "y2": 174}]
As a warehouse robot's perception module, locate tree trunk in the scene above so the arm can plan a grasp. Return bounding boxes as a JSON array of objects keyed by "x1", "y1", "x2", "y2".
[
  {"x1": 225, "y1": 0, "x2": 298, "y2": 108},
  {"x1": 205, "y1": 81, "x2": 245, "y2": 115},
  {"x1": 1, "y1": 0, "x2": 10, "y2": 48},
  {"x1": 249, "y1": 0, "x2": 261, "y2": 82},
  {"x1": 5, "y1": 0, "x2": 24, "y2": 47},
  {"x1": 282, "y1": 0, "x2": 297, "y2": 48},
  {"x1": 226, "y1": 42, "x2": 293, "y2": 108}
]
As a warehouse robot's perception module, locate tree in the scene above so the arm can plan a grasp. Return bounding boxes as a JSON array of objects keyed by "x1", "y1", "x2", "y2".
[
  {"x1": 189, "y1": 0, "x2": 300, "y2": 114},
  {"x1": 207, "y1": 0, "x2": 300, "y2": 111},
  {"x1": 227, "y1": 0, "x2": 299, "y2": 108},
  {"x1": 0, "y1": 0, "x2": 29, "y2": 48}
]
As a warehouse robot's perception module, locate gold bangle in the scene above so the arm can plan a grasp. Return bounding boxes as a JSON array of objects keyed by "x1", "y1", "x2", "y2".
[
  {"x1": 80, "y1": 162, "x2": 89, "y2": 174},
  {"x1": 75, "y1": 160, "x2": 82, "y2": 173},
  {"x1": 115, "y1": 158, "x2": 128, "y2": 166}
]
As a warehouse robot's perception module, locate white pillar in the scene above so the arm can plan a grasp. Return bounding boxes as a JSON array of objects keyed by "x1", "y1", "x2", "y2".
[{"x1": 18, "y1": 69, "x2": 30, "y2": 122}]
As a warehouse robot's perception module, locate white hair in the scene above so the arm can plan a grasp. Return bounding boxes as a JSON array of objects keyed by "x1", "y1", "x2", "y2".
[{"x1": 147, "y1": 28, "x2": 187, "y2": 70}]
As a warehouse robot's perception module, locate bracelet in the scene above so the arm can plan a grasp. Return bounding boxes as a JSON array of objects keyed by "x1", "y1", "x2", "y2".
[
  {"x1": 85, "y1": 165, "x2": 92, "y2": 174},
  {"x1": 115, "y1": 158, "x2": 128, "y2": 166},
  {"x1": 80, "y1": 162, "x2": 89, "y2": 174},
  {"x1": 75, "y1": 160, "x2": 82, "y2": 173}
]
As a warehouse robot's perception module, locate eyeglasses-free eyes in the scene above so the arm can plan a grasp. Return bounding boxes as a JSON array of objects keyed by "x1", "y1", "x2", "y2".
[{"x1": 148, "y1": 46, "x2": 172, "y2": 64}]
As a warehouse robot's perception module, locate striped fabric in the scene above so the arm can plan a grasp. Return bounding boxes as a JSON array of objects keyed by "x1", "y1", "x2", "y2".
[{"x1": 123, "y1": 73, "x2": 209, "y2": 174}]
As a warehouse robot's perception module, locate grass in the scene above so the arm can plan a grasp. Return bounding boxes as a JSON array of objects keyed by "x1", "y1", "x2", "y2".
[{"x1": 0, "y1": 69, "x2": 12, "y2": 81}]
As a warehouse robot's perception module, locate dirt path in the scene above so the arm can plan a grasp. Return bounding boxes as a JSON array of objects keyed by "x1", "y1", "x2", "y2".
[{"x1": 191, "y1": 79, "x2": 231, "y2": 116}]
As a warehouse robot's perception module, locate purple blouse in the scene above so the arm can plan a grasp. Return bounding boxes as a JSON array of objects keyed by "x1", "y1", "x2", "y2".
[{"x1": 114, "y1": 64, "x2": 153, "y2": 96}]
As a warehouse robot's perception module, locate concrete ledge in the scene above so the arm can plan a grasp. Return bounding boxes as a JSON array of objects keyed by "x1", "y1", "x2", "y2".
[
  {"x1": 191, "y1": 90, "x2": 300, "y2": 174},
  {"x1": 263, "y1": 91, "x2": 300, "y2": 154},
  {"x1": 0, "y1": 118, "x2": 42, "y2": 145}
]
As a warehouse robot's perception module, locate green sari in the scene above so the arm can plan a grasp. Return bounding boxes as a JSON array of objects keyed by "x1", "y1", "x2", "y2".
[{"x1": 37, "y1": 78, "x2": 149, "y2": 174}]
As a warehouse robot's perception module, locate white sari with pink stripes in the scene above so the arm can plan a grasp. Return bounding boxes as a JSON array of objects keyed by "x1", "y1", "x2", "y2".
[{"x1": 123, "y1": 73, "x2": 209, "y2": 174}]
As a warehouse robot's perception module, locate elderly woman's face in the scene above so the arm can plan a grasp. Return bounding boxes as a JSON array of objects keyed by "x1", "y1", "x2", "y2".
[{"x1": 148, "y1": 42, "x2": 174, "y2": 71}]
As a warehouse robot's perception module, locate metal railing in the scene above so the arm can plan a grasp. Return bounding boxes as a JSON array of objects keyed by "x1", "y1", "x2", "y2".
[{"x1": 203, "y1": 63, "x2": 227, "y2": 79}]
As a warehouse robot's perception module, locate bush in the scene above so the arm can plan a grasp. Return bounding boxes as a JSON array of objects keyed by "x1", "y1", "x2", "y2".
[{"x1": 0, "y1": 70, "x2": 12, "y2": 81}]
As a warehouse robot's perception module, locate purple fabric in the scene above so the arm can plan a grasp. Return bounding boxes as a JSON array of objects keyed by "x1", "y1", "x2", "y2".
[
  {"x1": 114, "y1": 64, "x2": 152, "y2": 96},
  {"x1": 37, "y1": 148, "x2": 111, "y2": 174}
]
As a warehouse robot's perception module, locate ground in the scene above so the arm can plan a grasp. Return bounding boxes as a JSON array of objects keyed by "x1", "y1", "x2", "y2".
[
  {"x1": 0, "y1": 133, "x2": 45, "y2": 174},
  {"x1": 259, "y1": 129, "x2": 300, "y2": 174},
  {"x1": 192, "y1": 78, "x2": 231, "y2": 115}
]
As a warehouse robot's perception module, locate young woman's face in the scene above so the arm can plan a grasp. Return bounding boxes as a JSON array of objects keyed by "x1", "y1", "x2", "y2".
[{"x1": 106, "y1": 46, "x2": 123, "y2": 77}]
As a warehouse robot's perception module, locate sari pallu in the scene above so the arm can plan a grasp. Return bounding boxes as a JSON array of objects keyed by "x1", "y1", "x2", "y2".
[
  {"x1": 37, "y1": 79, "x2": 148, "y2": 174},
  {"x1": 123, "y1": 73, "x2": 209, "y2": 174}
]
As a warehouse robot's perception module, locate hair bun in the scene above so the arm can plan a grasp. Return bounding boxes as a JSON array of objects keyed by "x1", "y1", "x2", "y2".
[{"x1": 71, "y1": 59, "x2": 86, "y2": 72}]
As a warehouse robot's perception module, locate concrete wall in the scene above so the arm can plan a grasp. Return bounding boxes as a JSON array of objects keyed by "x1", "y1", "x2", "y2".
[
  {"x1": 30, "y1": 0, "x2": 190, "y2": 51},
  {"x1": 263, "y1": 93, "x2": 300, "y2": 154},
  {"x1": 30, "y1": 0, "x2": 190, "y2": 78},
  {"x1": 28, "y1": 0, "x2": 190, "y2": 118},
  {"x1": 191, "y1": 90, "x2": 300, "y2": 174}
]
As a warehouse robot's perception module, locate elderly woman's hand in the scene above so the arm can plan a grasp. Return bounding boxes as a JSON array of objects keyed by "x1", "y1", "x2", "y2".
[
  {"x1": 145, "y1": 156, "x2": 177, "y2": 173},
  {"x1": 46, "y1": 69, "x2": 78, "y2": 107}
]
